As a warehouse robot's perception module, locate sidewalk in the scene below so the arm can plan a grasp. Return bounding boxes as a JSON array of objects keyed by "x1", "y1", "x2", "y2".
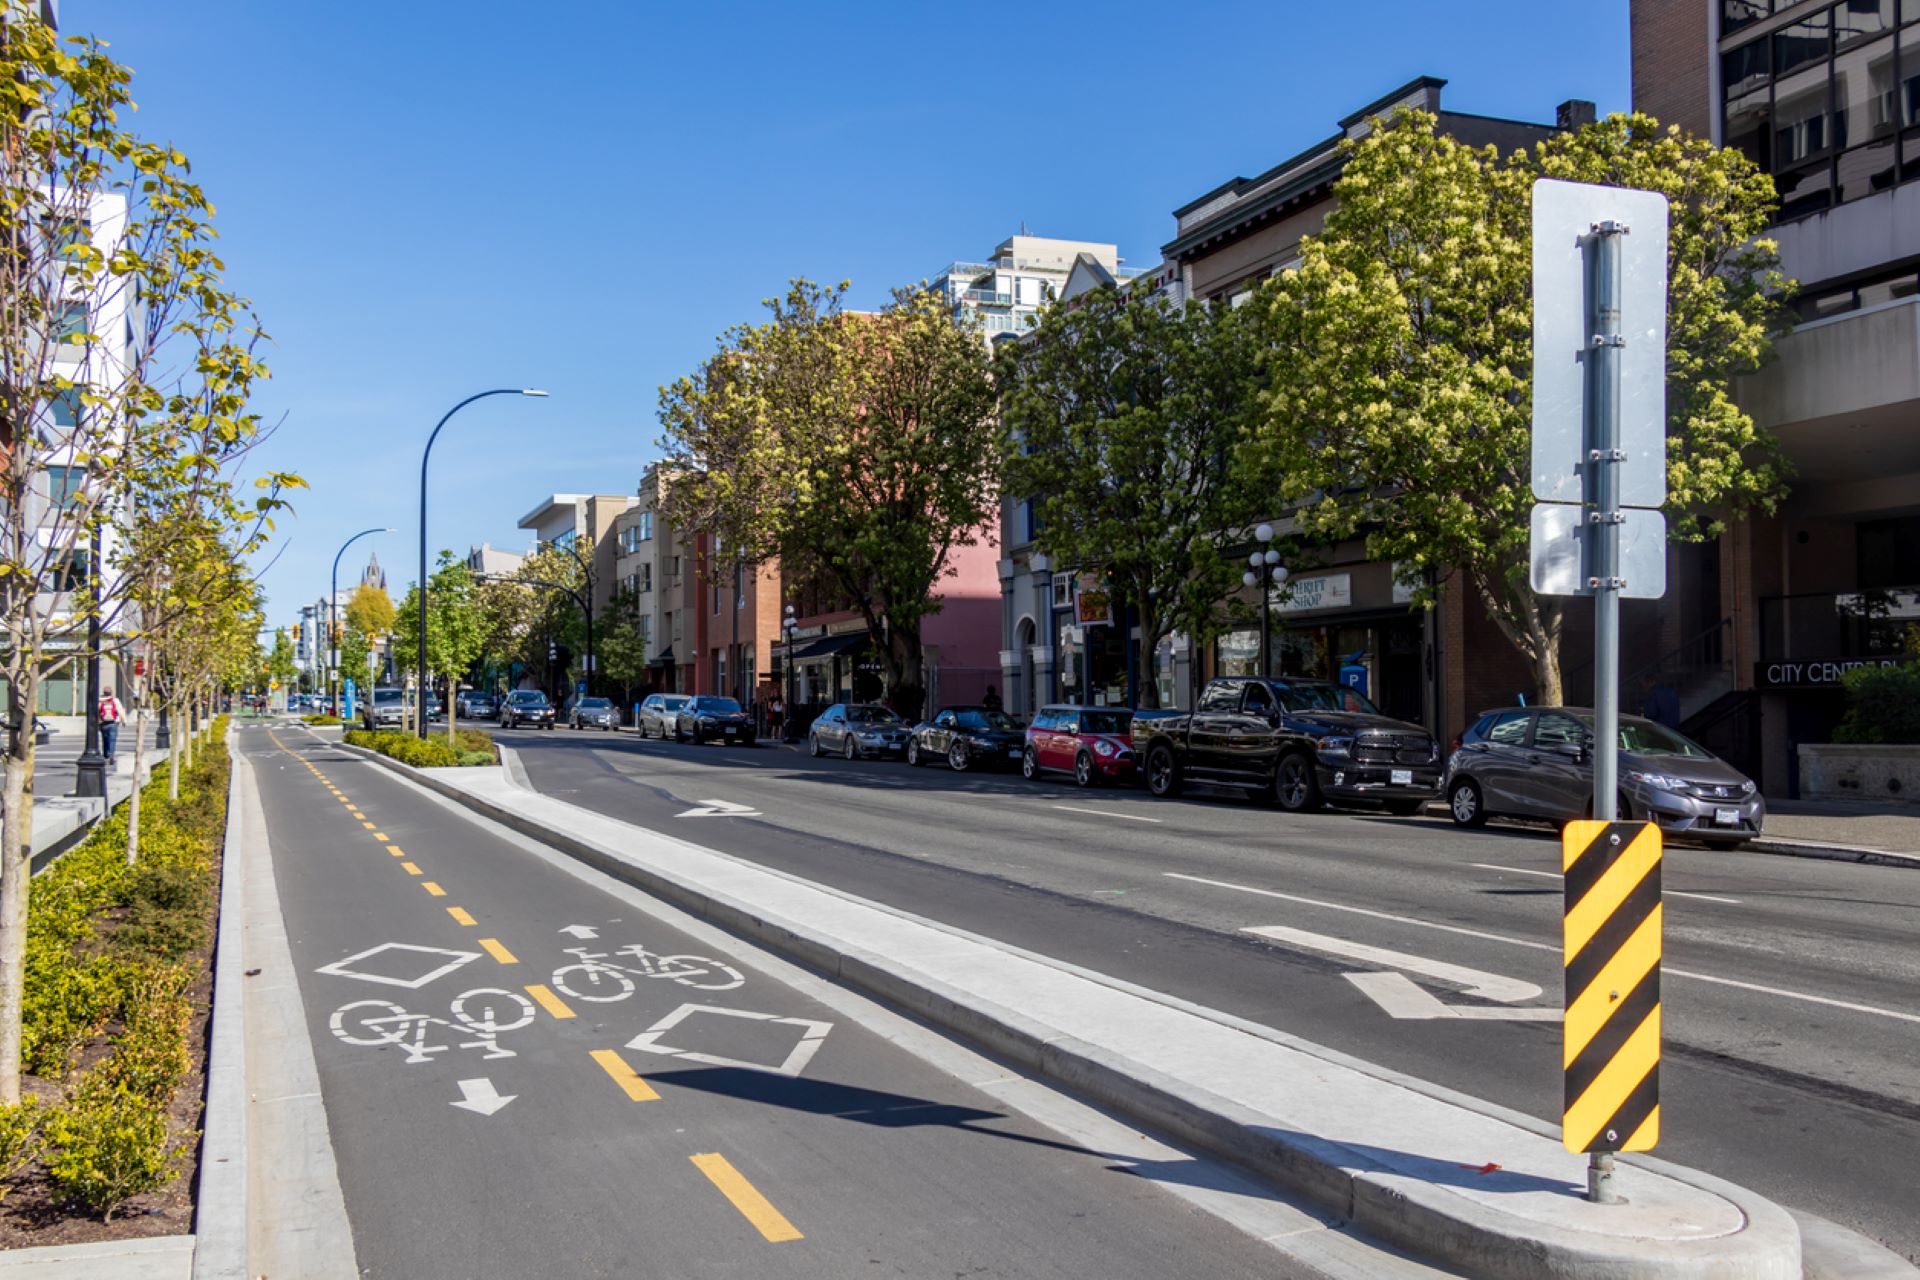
[
  {"x1": 1753, "y1": 798, "x2": 1920, "y2": 865},
  {"x1": 366, "y1": 748, "x2": 1805, "y2": 1280}
]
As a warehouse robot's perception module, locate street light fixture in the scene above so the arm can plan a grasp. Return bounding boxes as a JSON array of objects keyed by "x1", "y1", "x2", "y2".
[
  {"x1": 417, "y1": 388, "x2": 547, "y2": 737},
  {"x1": 330, "y1": 526, "x2": 393, "y2": 718},
  {"x1": 782, "y1": 604, "x2": 799, "y2": 742},
  {"x1": 1237, "y1": 522, "x2": 1288, "y2": 679}
]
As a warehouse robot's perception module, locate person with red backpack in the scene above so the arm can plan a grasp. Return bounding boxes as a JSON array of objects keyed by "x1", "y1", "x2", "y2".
[{"x1": 97, "y1": 687, "x2": 125, "y2": 769}]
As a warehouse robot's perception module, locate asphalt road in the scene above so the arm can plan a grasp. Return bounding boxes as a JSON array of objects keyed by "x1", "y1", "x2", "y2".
[
  {"x1": 241, "y1": 723, "x2": 1306, "y2": 1279},
  {"x1": 487, "y1": 721, "x2": 1920, "y2": 1261}
]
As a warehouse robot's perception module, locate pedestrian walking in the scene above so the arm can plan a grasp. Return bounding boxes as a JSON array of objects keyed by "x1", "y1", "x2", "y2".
[
  {"x1": 982, "y1": 684, "x2": 1003, "y2": 713},
  {"x1": 97, "y1": 686, "x2": 125, "y2": 769}
]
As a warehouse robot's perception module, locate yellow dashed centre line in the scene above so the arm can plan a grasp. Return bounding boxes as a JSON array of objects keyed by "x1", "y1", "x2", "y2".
[
  {"x1": 447, "y1": 906, "x2": 477, "y2": 926},
  {"x1": 591, "y1": 1048, "x2": 660, "y2": 1101},
  {"x1": 422, "y1": 882, "x2": 446, "y2": 897},
  {"x1": 478, "y1": 938, "x2": 517, "y2": 964},
  {"x1": 690, "y1": 1154, "x2": 803, "y2": 1243},
  {"x1": 371, "y1": 832, "x2": 389, "y2": 841},
  {"x1": 400, "y1": 862, "x2": 422, "y2": 876},
  {"x1": 524, "y1": 984, "x2": 575, "y2": 1020},
  {"x1": 360, "y1": 821, "x2": 377, "y2": 830},
  {"x1": 385, "y1": 845, "x2": 405, "y2": 857}
]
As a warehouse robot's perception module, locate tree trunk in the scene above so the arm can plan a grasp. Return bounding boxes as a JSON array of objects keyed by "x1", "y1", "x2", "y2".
[
  {"x1": 125, "y1": 708, "x2": 146, "y2": 865},
  {"x1": 168, "y1": 699, "x2": 181, "y2": 800},
  {"x1": 0, "y1": 677, "x2": 40, "y2": 1105},
  {"x1": 446, "y1": 675, "x2": 456, "y2": 746},
  {"x1": 1533, "y1": 642, "x2": 1565, "y2": 708}
]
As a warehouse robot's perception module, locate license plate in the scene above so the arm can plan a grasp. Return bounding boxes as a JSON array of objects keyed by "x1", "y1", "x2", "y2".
[
  {"x1": 1390, "y1": 769, "x2": 1413, "y2": 786},
  {"x1": 1008, "y1": 748, "x2": 1023, "y2": 759},
  {"x1": 724, "y1": 727, "x2": 738, "y2": 736},
  {"x1": 1714, "y1": 806, "x2": 1739, "y2": 826}
]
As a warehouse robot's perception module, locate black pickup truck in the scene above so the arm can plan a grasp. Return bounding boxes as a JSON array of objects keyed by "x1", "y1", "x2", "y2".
[{"x1": 1131, "y1": 676, "x2": 1442, "y2": 814}]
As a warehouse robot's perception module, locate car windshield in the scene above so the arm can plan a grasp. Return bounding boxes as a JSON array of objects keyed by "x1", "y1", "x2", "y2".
[
  {"x1": 955, "y1": 708, "x2": 1018, "y2": 731},
  {"x1": 662, "y1": 696, "x2": 689, "y2": 709},
  {"x1": 578, "y1": 698, "x2": 610, "y2": 709},
  {"x1": 511, "y1": 692, "x2": 547, "y2": 705},
  {"x1": 1079, "y1": 710, "x2": 1131, "y2": 735},
  {"x1": 693, "y1": 697, "x2": 742, "y2": 713},
  {"x1": 373, "y1": 690, "x2": 402, "y2": 705},
  {"x1": 1276, "y1": 683, "x2": 1379, "y2": 715},
  {"x1": 846, "y1": 706, "x2": 901, "y2": 725},
  {"x1": 1583, "y1": 715, "x2": 1713, "y2": 758}
]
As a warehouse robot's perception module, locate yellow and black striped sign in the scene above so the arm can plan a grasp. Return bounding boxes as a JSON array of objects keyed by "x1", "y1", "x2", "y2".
[{"x1": 1562, "y1": 819, "x2": 1661, "y2": 1154}]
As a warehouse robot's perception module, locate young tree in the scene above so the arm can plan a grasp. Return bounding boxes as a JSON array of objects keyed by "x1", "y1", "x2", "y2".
[
  {"x1": 394, "y1": 552, "x2": 485, "y2": 740},
  {"x1": 659, "y1": 281, "x2": 998, "y2": 716},
  {"x1": 1254, "y1": 110, "x2": 1791, "y2": 704},
  {"x1": 997, "y1": 284, "x2": 1268, "y2": 707},
  {"x1": 344, "y1": 582, "x2": 396, "y2": 642}
]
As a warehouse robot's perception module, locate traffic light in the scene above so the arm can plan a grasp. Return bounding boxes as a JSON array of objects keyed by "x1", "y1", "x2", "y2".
[{"x1": 292, "y1": 622, "x2": 302, "y2": 642}]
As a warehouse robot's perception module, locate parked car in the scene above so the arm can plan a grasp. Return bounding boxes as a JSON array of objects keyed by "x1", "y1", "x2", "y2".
[
  {"x1": 499, "y1": 689, "x2": 555, "y2": 729},
  {"x1": 907, "y1": 705, "x2": 1025, "y2": 772},
  {"x1": 361, "y1": 687, "x2": 406, "y2": 730},
  {"x1": 1444, "y1": 706, "x2": 1764, "y2": 846},
  {"x1": 679, "y1": 695, "x2": 755, "y2": 745},
  {"x1": 637, "y1": 693, "x2": 691, "y2": 739},
  {"x1": 459, "y1": 692, "x2": 497, "y2": 721},
  {"x1": 569, "y1": 696, "x2": 620, "y2": 731},
  {"x1": 807, "y1": 703, "x2": 909, "y2": 759},
  {"x1": 1133, "y1": 677, "x2": 1441, "y2": 814},
  {"x1": 1022, "y1": 705, "x2": 1136, "y2": 787}
]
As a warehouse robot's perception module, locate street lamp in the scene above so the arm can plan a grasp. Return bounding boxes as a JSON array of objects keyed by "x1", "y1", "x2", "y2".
[
  {"x1": 72, "y1": 520, "x2": 106, "y2": 799},
  {"x1": 782, "y1": 604, "x2": 799, "y2": 742},
  {"x1": 1238, "y1": 522, "x2": 1288, "y2": 680},
  {"x1": 331, "y1": 526, "x2": 392, "y2": 718},
  {"x1": 418, "y1": 388, "x2": 547, "y2": 736}
]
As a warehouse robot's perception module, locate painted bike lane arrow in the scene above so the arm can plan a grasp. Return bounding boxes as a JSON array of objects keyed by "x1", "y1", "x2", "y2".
[
  {"x1": 558, "y1": 924, "x2": 599, "y2": 939},
  {"x1": 451, "y1": 1077, "x2": 515, "y2": 1115},
  {"x1": 1241, "y1": 924, "x2": 1561, "y2": 1022},
  {"x1": 675, "y1": 798, "x2": 762, "y2": 818}
]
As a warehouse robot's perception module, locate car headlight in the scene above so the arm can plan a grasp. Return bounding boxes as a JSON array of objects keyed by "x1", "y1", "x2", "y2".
[
  {"x1": 1316, "y1": 735, "x2": 1353, "y2": 755},
  {"x1": 1627, "y1": 769, "x2": 1688, "y2": 792},
  {"x1": 1092, "y1": 739, "x2": 1117, "y2": 757},
  {"x1": 1741, "y1": 779, "x2": 1756, "y2": 795}
]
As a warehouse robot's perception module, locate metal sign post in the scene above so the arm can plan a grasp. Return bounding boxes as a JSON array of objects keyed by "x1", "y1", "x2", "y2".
[{"x1": 1529, "y1": 179, "x2": 1670, "y2": 1204}]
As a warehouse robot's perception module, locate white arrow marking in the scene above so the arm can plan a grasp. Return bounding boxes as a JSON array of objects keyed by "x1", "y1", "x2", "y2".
[
  {"x1": 675, "y1": 798, "x2": 762, "y2": 818},
  {"x1": 1240, "y1": 925, "x2": 1544, "y2": 1003},
  {"x1": 558, "y1": 924, "x2": 599, "y2": 939},
  {"x1": 450, "y1": 1077, "x2": 515, "y2": 1115},
  {"x1": 1345, "y1": 971, "x2": 1562, "y2": 1021}
]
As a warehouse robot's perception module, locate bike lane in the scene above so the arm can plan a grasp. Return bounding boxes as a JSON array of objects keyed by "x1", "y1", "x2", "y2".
[{"x1": 246, "y1": 725, "x2": 1285, "y2": 1279}]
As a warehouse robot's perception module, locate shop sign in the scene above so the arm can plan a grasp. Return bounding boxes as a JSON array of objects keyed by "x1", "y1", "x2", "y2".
[
  {"x1": 1755, "y1": 656, "x2": 1907, "y2": 689},
  {"x1": 1075, "y1": 574, "x2": 1111, "y2": 626},
  {"x1": 1274, "y1": 573, "x2": 1352, "y2": 614}
]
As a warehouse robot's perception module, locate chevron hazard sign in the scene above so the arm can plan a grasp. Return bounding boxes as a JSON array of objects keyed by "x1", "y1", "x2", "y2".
[{"x1": 1562, "y1": 820, "x2": 1662, "y2": 1154}]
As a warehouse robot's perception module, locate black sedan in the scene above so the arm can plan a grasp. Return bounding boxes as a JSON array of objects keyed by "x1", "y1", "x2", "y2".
[
  {"x1": 907, "y1": 706, "x2": 1025, "y2": 772},
  {"x1": 679, "y1": 695, "x2": 756, "y2": 746},
  {"x1": 499, "y1": 689, "x2": 555, "y2": 729}
]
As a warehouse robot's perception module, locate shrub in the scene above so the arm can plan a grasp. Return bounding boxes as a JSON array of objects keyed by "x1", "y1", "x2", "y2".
[
  {"x1": 301, "y1": 714, "x2": 343, "y2": 726},
  {"x1": 453, "y1": 728, "x2": 497, "y2": 762},
  {"x1": 43, "y1": 1081, "x2": 179, "y2": 1221},
  {"x1": 345, "y1": 728, "x2": 464, "y2": 768},
  {"x1": 0, "y1": 1100, "x2": 43, "y2": 1198},
  {"x1": 1833, "y1": 661, "x2": 1920, "y2": 744}
]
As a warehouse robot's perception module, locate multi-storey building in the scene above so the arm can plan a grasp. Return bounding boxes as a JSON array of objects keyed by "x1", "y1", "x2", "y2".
[
  {"x1": 930, "y1": 234, "x2": 1142, "y2": 337},
  {"x1": 1632, "y1": 0, "x2": 1920, "y2": 794}
]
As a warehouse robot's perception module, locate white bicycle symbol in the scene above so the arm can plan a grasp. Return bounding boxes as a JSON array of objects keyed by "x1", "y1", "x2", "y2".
[
  {"x1": 550, "y1": 944, "x2": 745, "y2": 1002},
  {"x1": 329, "y1": 986, "x2": 535, "y2": 1063}
]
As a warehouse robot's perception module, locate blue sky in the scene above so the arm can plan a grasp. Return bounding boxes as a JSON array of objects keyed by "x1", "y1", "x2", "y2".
[{"x1": 75, "y1": 1, "x2": 1630, "y2": 624}]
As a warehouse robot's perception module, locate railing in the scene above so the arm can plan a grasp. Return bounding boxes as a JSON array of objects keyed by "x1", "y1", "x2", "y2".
[{"x1": 1569, "y1": 617, "x2": 1732, "y2": 707}]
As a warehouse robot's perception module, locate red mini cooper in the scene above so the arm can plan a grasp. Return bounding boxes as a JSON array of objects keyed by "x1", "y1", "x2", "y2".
[{"x1": 1021, "y1": 704, "x2": 1135, "y2": 787}]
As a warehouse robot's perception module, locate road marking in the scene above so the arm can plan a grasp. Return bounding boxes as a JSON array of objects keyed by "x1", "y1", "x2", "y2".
[
  {"x1": 558, "y1": 924, "x2": 599, "y2": 939},
  {"x1": 450, "y1": 1077, "x2": 515, "y2": 1116},
  {"x1": 361, "y1": 821, "x2": 377, "y2": 830},
  {"x1": 590, "y1": 1048, "x2": 661, "y2": 1102},
  {"x1": 447, "y1": 906, "x2": 477, "y2": 927},
  {"x1": 315, "y1": 943, "x2": 479, "y2": 989},
  {"x1": 689, "y1": 1153, "x2": 803, "y2": 1243},
  {"x1": 1050, "y1": 805, "x2": 1162, "y2": 824},
  {"x1": 371, "y1": 831, "x2": 389, "y2": 841},
  {"x1": 1175, "y1": 872, "x2": 1920, "y2": 1026},
  {"x1": 349, "y1": 808, "x2": 366, "y2": 818},
  {"x1": 525, "y1": 983, "x2": 576, "y2": 1020},
  {"x1": 1472, "y1": 862, "x2": 1740, "y2": 905},
  {"x1": 1345, "y1": 971, "x2": 1563, "y2": 1021},
  {"x1": 386, "y1": 845, "x2": 405, "y2": 857},
  {"x1": 423, "y1": 882, "x2": 447, "y2": 897},
  {"x1": 1241, "y1": 925, "x2": 1544, "y2": 1002},
  {"x1": 628, "y1": 1004, "x2": 832, "y2": 1077},
  {"x1": 401, "y1": 862, "x2": 422, "y2": 876},
  {"x1": 676, "y1": 798, "x2": 762, "y2": 818},
  {"x1": 478, "y1": 938, "x2": 517, "y2": 964}
]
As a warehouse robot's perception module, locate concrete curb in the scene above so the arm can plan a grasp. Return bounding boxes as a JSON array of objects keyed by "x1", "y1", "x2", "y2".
[
  {"x1": 340, "y1": 743, "x2": 1804, "y2": 1279},
  {"x1": 190, "y1": 729, "x2": 247, "y2": 1279},
  {"x1": 1740, "y1": 837, "x2": 1919, "y2": 870}
]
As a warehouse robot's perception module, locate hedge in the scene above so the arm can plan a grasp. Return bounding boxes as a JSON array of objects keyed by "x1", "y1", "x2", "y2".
[
  {"x1": 1834, "y1": 659, "x2": 1920, "y2": 745},
  {"x1": 301, "y1": 713, "x2": 343, "y2": 726},
  {"x1": 344, "y1": 727, "x2": 497, "y2": 768},
  {"x1": 5, "y1": 715, "x2": 231, "y2": 1220}
]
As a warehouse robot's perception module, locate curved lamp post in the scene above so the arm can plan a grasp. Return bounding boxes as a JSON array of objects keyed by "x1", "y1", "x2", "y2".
[
  {"x1": 331, "y1": 526, "x2": 392, "y2": 717},
  {"x1": 418, "y1": 389, "x2": 547, "y2": 736},
  {"x1": 782, "y1": 604, "x2": 799, "y2": 742},
  {"x1": 1239, "y1": 522, "x2": 1288, "y2": 679}
]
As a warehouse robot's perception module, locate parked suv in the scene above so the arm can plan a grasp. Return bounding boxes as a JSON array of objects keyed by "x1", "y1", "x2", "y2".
[
  {"x1": 637, "y1": 693, "x2": 691, "y2": 739},
  {"x1": 499, "y1": 689, "x2": 555, "y2": 729},
  {"x1": 1132, "y1": 677, "x2": 1441, "y2": 813},
  {"x1": 1445, "y1": 706, "x2": 1764, "y2": 846},
  {"x1": 1022, "y1": 705, "x2": 1135, "y2": 787},
  {"x1": 361, "y1": 687, "x2": 405, "y2": 730}
]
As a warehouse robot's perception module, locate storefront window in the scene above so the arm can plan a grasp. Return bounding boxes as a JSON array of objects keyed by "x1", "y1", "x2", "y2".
[{"x1": 1216, "y1": 629, "x2": 1258, "y2": 677}]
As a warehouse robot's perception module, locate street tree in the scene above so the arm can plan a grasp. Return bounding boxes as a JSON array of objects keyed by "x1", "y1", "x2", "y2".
[
  {"x1": 344, "y1": 582, "x2": 396, "y2": 642},
  {"x1": 659, "y1": 281, "x2": 998, "y2": 716},
  {"x1": 997, "y1": 284, "x2": 1268, "y2": 707},
  {"x1": 266, "y1": 628, "x2": 297, "y2": 689},
  {"x1": 394, "y1": 552, "x2": 485, "y2": 739},
  {"x1": 1252, "y1": 109, "x2": 1791, "y2": 704},
  {"x1": 0, "y1": 5, "x2": 297, "y2": 1102}
]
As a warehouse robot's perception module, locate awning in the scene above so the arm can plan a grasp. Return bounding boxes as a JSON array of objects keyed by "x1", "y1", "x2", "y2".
[
  {"x1": 789, "y1": 632, "x2": 868, "y2": 662},
  {"x1": 650, "y1": 646, "x2": 675, "y2": 666}
]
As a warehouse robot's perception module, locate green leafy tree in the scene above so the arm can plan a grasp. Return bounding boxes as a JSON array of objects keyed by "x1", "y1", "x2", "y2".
[
  {"x1": 344, "y1": 583, "x2": 395, "y2": 641},
  {"x1": 394, "y1": 553, "x2": 487, "y2": 738},
  {"x1": 1253, "y1": 110, "x2": 1792, "y2": 704},
  {"x1": 265, "y1": 628, "x2": 297, "y2": 688},
  {"x1": 659, "y1": 281, "x2": 998, "y2": 716},
  {"x1": 590, "y1": 587, "x2": 651, "y2": 707},
  {"x1": 997, "y1": 284, "x2": 1269, "y2": 706}
]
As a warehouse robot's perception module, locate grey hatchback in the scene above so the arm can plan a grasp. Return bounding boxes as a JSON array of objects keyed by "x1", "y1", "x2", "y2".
[{"x1": 1444, "y1": 707, "x2": 1763, "y2": 846}]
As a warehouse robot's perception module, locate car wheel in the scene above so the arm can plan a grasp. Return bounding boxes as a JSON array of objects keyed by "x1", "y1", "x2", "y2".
[
  {"x1": 1145, "y1": 744, "x2": 1181, "y2": 798},
  {"x1": 1447, "y1": 777, "x2": 1487, "y2": 827},
  {"x1": 906, "y1": 740, "x2": 921, "y2": 767},
  {"x1": 947, "y1": 741, "x2": 970, "y2": 772},
  {"x1": 1384, "y1": 798, "x2": 1426, "y2": 817},
  {"x1": 1074, "y1": 752, "x2": 1094, "y2": 788},
  {"x1": 1274, "y1": 752, "x2": 1323, "y2": 812},
  {"x1": 1020, "y1": 747, "x2": 1038, "y2": 780},
  {"x1": 809, "y1": 733, "x2": 822, "y2": 758},
  {"x1": 843, "y1": 735, "x2": 857, "y2": 761}
]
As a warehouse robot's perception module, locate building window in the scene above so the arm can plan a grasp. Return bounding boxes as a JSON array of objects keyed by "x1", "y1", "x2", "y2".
[
  {"x1": 639, "y1": 511, "x2": 653, "y2": 541},
  {"x1": 46, "y1": 466, "x2": 85, "y2": 510},
  {"x1": 712, "y1": 579, "x2": 720, "y2": 614},
  {"x1": 49, "y1": 389, "x2": 81, "y2": 430},
  {"x1": 53, "y1": 302, "x2": 87, "y2": 345},
  {"x1": 640, "y1": 563, "x2": 652, "y2": 593},
  {"x1": 639, "y1": 614, "x2": 652, "y2": 644}
]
